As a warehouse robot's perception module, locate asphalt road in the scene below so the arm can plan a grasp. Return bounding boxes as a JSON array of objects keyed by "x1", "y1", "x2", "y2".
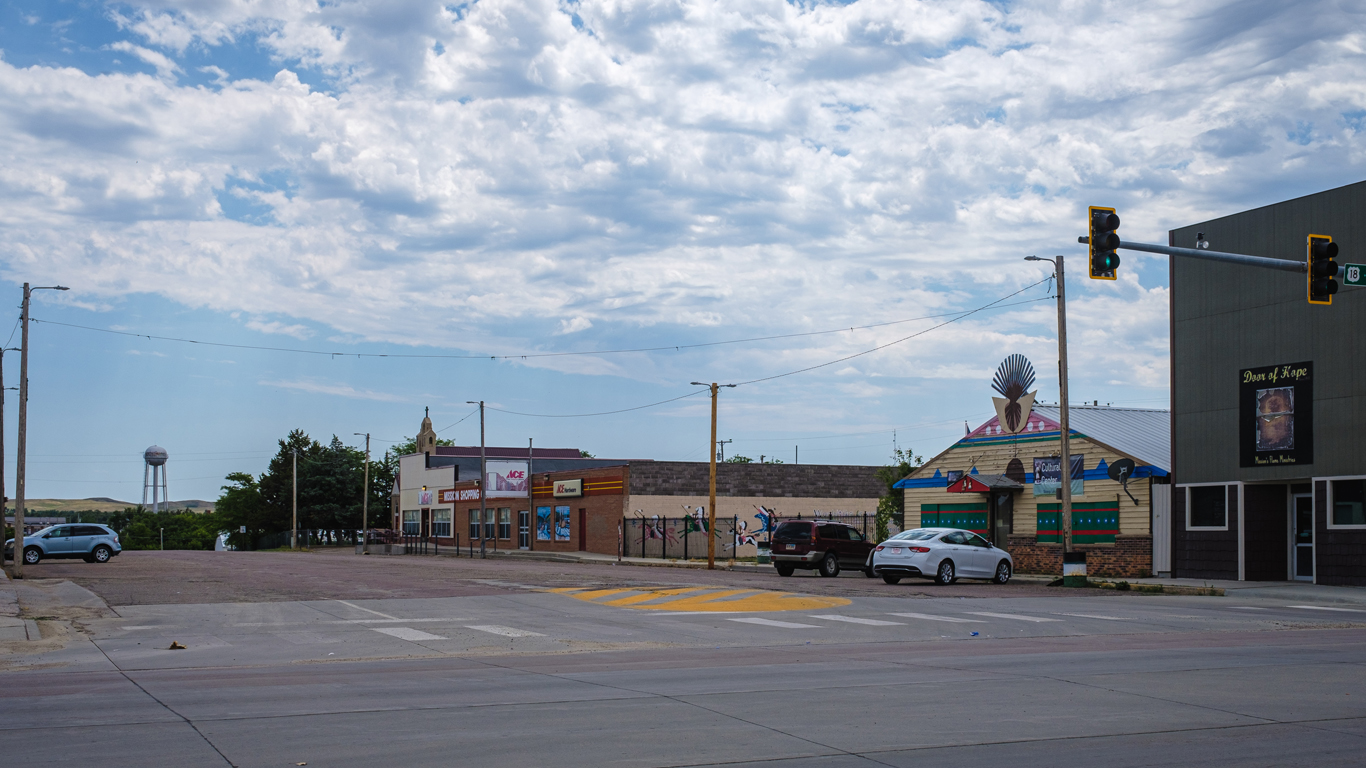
[{"x1": 3, "y1": 551, "x2": 1366, "y2": 767}]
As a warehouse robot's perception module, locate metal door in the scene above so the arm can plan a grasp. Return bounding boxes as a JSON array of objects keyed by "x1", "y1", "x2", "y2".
[
  {"x1": 990, "y1": 492, "x2": 1014, "y2": 549},
  {"x1": 1293, "y1": 494, "x2": 1313, "y2": 581},
  {"x1": 1152, "y1": 483, "x2": 1171, "y2": 575},
  {"x1": 518, "y1": 510, "x2": 530, "y2": 549}
]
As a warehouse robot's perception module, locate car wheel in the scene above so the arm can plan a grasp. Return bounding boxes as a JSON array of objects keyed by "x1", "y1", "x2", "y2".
[
  {"x1": 818, "y1": 552, "x2": 840, "y2": 577},
  {"x1": 863, "y1": 561, "x2": 876, "y2": 578},
  {"x1": 775, "y1": 564, "x2": 795, "y2": 577},
  {"x1": 882, "y1": 573, "x2": 902, "y2": 585},
  {"x1": 935, "y1": 559, "x2": 955, "y2": 585},
  {"x1": 92, "y1": 546, "x2": 113, "y2": 564},
  {"x1": 23, "y1": 547, "x2": 41, "y2": 565},
  {"x1": 994, "y1": 560, "x2": 1011, "y2": 584}
]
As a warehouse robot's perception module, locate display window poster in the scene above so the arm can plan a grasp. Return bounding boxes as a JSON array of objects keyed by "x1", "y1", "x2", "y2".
[
  {"x1": 1033, "y1": 455, "x2": 1084, "y2": 497},
  {"x1": 418, "y1": 490, "x2": 433, "y2": 506},
  {"x1": 486, "y1": 461, "x2": 529, "y2": 498},
  {"x1": 554, "y1": 505, "x2": 572, "y2": 541},
  {"x1": 1240, "y1": 361, "x2": 1313, "y2": 468},
  {"x1": 536, "y1": 507, "x2": 553, "y2": 541}
]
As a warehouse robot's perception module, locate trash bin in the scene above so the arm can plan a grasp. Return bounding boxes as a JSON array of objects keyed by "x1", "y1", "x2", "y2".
[{"x1": 756, "y1": 544, "x2": 771, "y2": 565}]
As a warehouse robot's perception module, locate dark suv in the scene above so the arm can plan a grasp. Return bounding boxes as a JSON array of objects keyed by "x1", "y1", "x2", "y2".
[{"x1": 769, "y1": 520, "x2": 875, "y2": 577}]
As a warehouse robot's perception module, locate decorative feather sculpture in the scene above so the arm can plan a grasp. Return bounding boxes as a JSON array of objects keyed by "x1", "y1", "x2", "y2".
[{"x1": 991, "y1": 354, "x2": 1037, "y2": 433}]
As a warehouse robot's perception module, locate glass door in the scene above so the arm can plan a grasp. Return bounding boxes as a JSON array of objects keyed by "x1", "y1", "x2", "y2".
[
  {"x1": 1293, "y1": 494, "x2": 1313, "y2": 581},
  {"x1": 518, "y1": 510, "x2": 530, "y2": 549}
]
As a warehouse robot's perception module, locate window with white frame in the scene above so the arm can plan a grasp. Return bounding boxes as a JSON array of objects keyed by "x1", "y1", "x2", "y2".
[
  {"x1": 498, "y1": 508, "x2": 512, "y2": 539},
  {"x1": 484, "y1": 508, "x2": 496, "y2": 540},
  {"x1": 1331, "y1": 478, "x2": 1366, "y2": 527},
  {"x1": 402, "y1": 510, "x2": 420, "y2": 535},
  {"x1": 1187, "y1": 485, "x2": 1227, "y2": 529},
  {"x1": 469, "y1": 509, "x2": 480, "y2": 540},
  {"x1": 432, "y1": 509, "x2": 452, "y2": 538}
]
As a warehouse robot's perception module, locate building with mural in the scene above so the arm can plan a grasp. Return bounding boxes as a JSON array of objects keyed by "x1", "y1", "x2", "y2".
[
  {"x1": 391, "y1": 411, "x2": 885, "y2": 557},
  {"x1": 1169, "y1": 180, "x2": 1366, "y2": 585},
  {"x1": 895, "y1": 356, "x2": 1171, "y2": 578}
]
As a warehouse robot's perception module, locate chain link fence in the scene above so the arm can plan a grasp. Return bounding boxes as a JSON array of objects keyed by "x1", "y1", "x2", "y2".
[{"x1": 622, "y1": 511, "x2": 899, "y2": 560}]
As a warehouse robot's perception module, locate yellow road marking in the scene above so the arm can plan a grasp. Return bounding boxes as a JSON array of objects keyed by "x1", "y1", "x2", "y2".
[{"x1": 553, "y1": 586, "x2": 849, "y2": 613}]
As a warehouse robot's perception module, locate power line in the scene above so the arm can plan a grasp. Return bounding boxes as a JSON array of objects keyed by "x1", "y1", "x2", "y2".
[
  {"x1": 27, "y1": 295, "x2": 1051, "y2": 363},
  {"x1": 486, "y1": 389, "x2": 710, "y2": 418}
]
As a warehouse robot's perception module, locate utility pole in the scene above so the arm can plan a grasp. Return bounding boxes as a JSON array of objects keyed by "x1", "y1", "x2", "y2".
[
  {"x1": 292, "y1": 448, "x2": 298, "y2": 550},
  {"x1": 526, "y1": 437, "x2": 533, "y2": 551},
  {"x1": 355, "y1": 432, "x2": 370, "y2": 553},
  {"x1": 691, "y1": 381, "x2": 735, "y2": 569},
  {"x1": 1025, "y1": 256, "x2": 1076, "y2": 579},
  {"x1": 468, "y1": 400, "x2": 486, "y2": 559},
  {"x1": 0, "y1": 347, "x2": 16, "y2": 564},
  {"x1": 716, "y1": 439, "x2": 732, "y2": 462},
  {"x1": 12, "y1": 282, "x2": 68, "y2": 578}
]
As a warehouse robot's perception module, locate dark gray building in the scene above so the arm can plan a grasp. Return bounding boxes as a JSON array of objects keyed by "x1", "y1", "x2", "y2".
[{"x1": 1170, "y1": 180, "x2": 1366, "y2": 585}]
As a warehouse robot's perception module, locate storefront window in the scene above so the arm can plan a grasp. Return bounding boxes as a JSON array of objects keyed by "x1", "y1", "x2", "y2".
[
  {"x1": 498, "y1": 508, "x2": 511, "y2": 539},
  {"x1": 432, "y1": 509, "x2": 452, "y2": 538},
  {"x1": 402, "y1": 510, "x2": 419, "y2": 535},
  {"x1": 536, "y1": 507, "x2": 552, "y2": 541},
  {"x1": 484, "y1": 508, "x2": 496, "y2": 540},
  {"x1": 1188, "y1": 486, "x2": 1226, "y2": 528},
  {"x1": 1333, "y1": 479, "x2": 1366, "y2": 526},
  {"x1": 555, "y1": 505, "x2": 571, "y2": 541},
  {"x1": 469, "y1": 510, "x2": 480, "y2": 540}
]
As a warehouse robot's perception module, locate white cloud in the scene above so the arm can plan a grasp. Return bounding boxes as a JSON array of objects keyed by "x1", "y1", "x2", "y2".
[
  {"x1": 0, "y1": 0, "x2": 1362, "y2": 411},
  {"x1": 259, "y1": 379, "x2": 408, "y2": 402}
]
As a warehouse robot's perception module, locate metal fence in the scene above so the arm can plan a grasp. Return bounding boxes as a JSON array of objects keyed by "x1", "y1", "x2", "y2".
[{"x1": 622, "y1": 511, "x2": 901, "y2": 560}]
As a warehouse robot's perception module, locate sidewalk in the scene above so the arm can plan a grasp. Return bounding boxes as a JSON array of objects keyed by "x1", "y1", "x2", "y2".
[
  {"x1": 0, "y1": 570, "x2": 40, "y2": 641},
  {"x1": 1126, "y1": 577, "x2": 1366, "y2": 604}
]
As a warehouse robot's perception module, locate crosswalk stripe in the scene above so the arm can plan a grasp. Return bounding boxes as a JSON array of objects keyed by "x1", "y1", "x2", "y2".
[
  {"x1": 966, "y1": 612, "x2": 1062, "y2": 623},
  {"x1": 1057, "y1": 613, "x2": 1134, "y2": 621},
  {"x1": 467, "y1": 625, "x2": 546, "y2": 637},
  {"x1": 888, "y1": 612, "x2": 983, "y2": 623},
  {"x1": 1288, "y1": 605, "x2": 1366, "y2": 613},
  {"x1": 810, "y1": 615, "x2": 903, "y2": 626},
  {"x1": 371, "y1": 627, "x2": 446, "y2": 641},
  {"x1": 727, "y1": 617, "x2": 822, "y2": 629}
]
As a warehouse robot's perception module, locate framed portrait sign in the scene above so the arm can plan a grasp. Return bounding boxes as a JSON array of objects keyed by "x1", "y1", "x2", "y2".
[{"x1": 1240, "y1": 361, "x2": 1313, "y2": 468}]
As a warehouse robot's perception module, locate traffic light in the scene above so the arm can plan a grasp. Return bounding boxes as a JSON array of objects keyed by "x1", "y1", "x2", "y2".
[
  {"x1": 1307, "y1": 234, "x2": 1339, "y2": 305},
  {"x1": 1088, "y1": 206, "x2": 1121, "y2": 280}
]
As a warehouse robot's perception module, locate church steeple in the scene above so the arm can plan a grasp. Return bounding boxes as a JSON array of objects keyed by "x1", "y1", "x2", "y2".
[{"x1": 417, "y1": 406, "x2": 437, "y2": 456}]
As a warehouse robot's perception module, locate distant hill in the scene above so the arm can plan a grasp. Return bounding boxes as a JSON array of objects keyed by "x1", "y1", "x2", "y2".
[{"x1": 4, "y1": 498, "x2": 216, "y2": 514}]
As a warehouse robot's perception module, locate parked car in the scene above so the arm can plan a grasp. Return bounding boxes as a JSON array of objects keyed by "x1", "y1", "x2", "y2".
[
  {"x1": 4, "y1": 524, "x2": 122, "y2": 565},
  {"x1": 770, "y1": 520, "x2": 876, "y2": 577},
  {"x1": 869, "y1": 527, "x2": 1011, "y2": 585}
]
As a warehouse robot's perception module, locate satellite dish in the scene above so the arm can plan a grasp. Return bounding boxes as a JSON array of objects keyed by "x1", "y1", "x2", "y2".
[{"x1": 1107, "y1": 458, "x2": 1136, "y2": 482}]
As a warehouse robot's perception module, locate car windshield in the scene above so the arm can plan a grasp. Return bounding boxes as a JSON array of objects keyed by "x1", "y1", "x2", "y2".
[
  {"x1": 773, "y1": 522, "x2": 813, "y2": 542},
  {"x1": 889, "y1": 530, "x2": 939, "y2": 541}
]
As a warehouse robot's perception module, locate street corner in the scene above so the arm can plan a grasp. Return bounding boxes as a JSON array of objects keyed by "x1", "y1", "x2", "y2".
[{"x1": 546, "y1": 586, "x2": 851, "y2": 612}]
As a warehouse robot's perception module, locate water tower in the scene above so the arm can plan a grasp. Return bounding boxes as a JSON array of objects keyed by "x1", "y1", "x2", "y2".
[{"x1": 142, "y1": 446, "x2": 170, "y2": 513}]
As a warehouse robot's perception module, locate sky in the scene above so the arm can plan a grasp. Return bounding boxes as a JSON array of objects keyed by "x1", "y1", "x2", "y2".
[{"x1": 1, "y1": 0, "x2": 1364, "y2": 503}]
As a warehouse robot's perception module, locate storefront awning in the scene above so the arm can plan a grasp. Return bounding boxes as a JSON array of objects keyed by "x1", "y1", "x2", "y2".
[{"x1": 947, "y1": 473, "x2": 1024, "y2": 493}]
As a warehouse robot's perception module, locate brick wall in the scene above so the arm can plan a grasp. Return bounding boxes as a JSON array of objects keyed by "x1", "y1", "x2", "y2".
[
  {"x1": 628, "y1": 461, "x2": 883, "y2": 498},
  {"x1": 1008, "y1": 534, "x2": 1154, "y2": 578}
]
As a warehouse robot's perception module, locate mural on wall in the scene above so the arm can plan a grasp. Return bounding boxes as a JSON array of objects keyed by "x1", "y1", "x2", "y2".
[
  {"x1": 991, "y1": 354, "x2": 1038, "y2": 434},
  {"x1": 536, "y1": 506, "x2": 552, "y2": 541},
  {"x1": 554, "y1": 505, "x2": 572, "y2": 541},
  {"x1": 1239, "y1": 361, "x2": 1314, "y2": 467},
  {"x1": 753, "y1": 506, "x2": 777, "y2": 537},
  {"x1": 734, "y1": 519, "x2": 756, "y2": 547}
]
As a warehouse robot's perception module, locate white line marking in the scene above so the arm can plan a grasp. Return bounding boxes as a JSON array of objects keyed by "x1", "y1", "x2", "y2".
[
  {"x1": 120, "y1": 626, "x2": 163, "y2": 630},
  {"x1": 467, "y1": 625, "x2": 545, "y2": 638},
  {"x1": 234, "y1": 618, "x2": 470, "y2": 627},
  {"x1": 1230, "y1": 607, "x2": 1269, "y2": 610},
  {"x1": 888, "y1": 612, "x2": 984, "y2": 623},
  {"x1": 727, "y1": 617, "x2": 822, "y2": 629},
  {"x1": 371, "y1": 627, "x2": 446, "y2": 641},
  {"x1": 1288, "y1": 605, "x2": 1366, "y2": 613},
  {"x1": 642, "y1": 611, "x2": 767, "y2": 616},
  {"x1": 336, "y1": 600, "x2": 399, "y2": 620},
  {"x1": 810, "y1": 615, "x2": 903, "y2": 626},
  {"x1": 1057, "y1": 613, "x2": 1135, "y2": 621},
  {"x1": 967, "y1": 612, "x2": 1063, "y2": 623}
]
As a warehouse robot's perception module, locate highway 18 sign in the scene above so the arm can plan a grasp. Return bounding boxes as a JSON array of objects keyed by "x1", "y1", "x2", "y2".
[{"x1": 1346, "y1": 264, "x2": 1365, "y2": 287}]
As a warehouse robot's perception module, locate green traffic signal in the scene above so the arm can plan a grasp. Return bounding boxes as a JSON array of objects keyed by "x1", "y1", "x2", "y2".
[{"x1": 1088, "y1": 206, "x2": 1121, "y2": 280}]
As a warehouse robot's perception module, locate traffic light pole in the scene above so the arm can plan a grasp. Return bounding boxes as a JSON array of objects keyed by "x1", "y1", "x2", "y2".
[{"x1": 1085, "y1": 237, "x2": 1357, "y2": 278}]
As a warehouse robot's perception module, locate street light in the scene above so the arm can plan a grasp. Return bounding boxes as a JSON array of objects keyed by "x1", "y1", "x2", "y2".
[
  {"x1": 11, "y1": 283, "x2": 68, "y2": 580},
  {"x1": 466, "y1": 401, "x2": 486, "y2": 559},
  {"x1": 1024, "y1": 256, "x2": 1077, "y2": 578},
  {"x1": 691, "y1": 382, "x2": 736, "y2": 570},
  {"x1": 354, "y1": 433, "x2": 370, "y2": 554}
]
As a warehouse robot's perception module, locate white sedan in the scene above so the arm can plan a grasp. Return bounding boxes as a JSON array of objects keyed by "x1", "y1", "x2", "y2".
[{"x1": 868, "y1": 528, "x2": 1013, "y2": 585}]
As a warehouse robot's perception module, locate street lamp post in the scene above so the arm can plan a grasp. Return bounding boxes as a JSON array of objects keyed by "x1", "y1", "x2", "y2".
[
  {"x1": 354, "y1": 432, "x2": 370, "y2": 553},
  {"x1": 691, "y1": 382, "x2": 735, "y2": 570},
  {"x1": 467, "y1": 401, "x2": 486, "y2": 559},
  {"x1": 11, "y1": 283, "x2": 68, "y2": 579},
  {"x1": 292, "y1": 448, "x2": 298, "y2": 551},
  {"x1": 1024, "y1": 255, "x2": 1077, "y2": 577}
]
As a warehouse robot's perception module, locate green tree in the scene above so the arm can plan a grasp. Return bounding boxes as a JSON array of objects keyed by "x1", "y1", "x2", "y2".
[
  {"x1": 874, "y1": 448, "x2": 922, "y2": 542},
  {"x1": 215, "y1": 473, "x2": 270, "y2": 550},
  {"x1": 389, "y1": 435, "x2": 455, "y2": 457},
  {"x1": 724, "y1": 455, "x2": 753, "y2": 463},
  {"x1": 108, "y1": 506, "x2": 222, "y2": 550}
]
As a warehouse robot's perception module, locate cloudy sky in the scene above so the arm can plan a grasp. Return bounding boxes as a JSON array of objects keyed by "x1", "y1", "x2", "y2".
[{"x1": 1, "y1": 0, "x2": 1363, "y2": 503}]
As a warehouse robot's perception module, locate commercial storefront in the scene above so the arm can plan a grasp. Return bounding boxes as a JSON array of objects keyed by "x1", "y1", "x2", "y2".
[
  {"x1": 1169, "y1": 181, "x2": 1366, "y2": 585},
  {"x1": 895, "y1": 356, "x2": 1170, "y2": 578}
]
